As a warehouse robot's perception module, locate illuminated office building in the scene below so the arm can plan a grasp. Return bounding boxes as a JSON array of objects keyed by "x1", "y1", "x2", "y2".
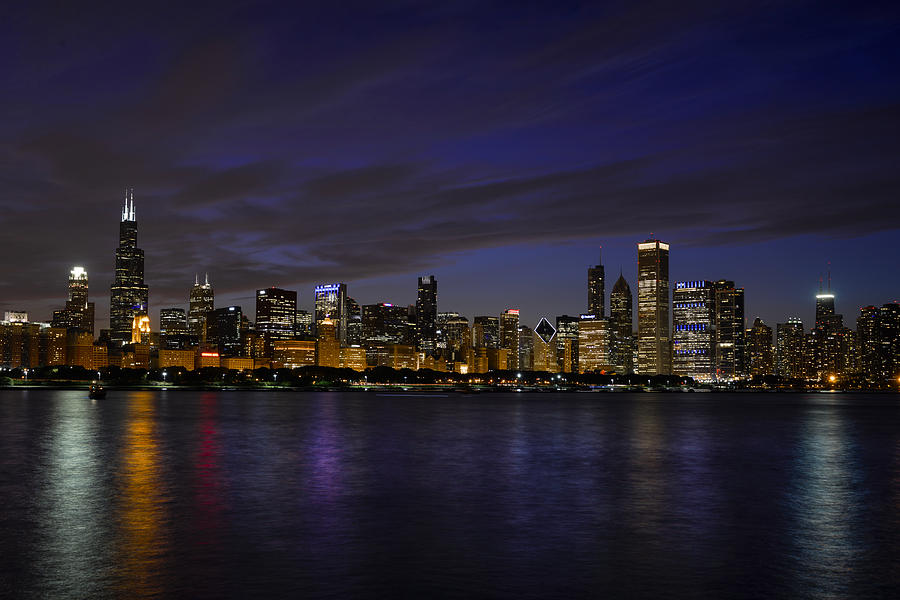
[
  {"x1": 713, "y1": 280, "x2": 745, "y2": 380},
  {"x1": 500, "y1": 309, "x2": 520, "y2": 370},
  {"x1": 314, "y1": 283, "x2": 347, "y2": 344},
  {"x1": 109, "y1": 190, "x2": 149, "y2": 346},
  {"x1": 588, "y1": 253, "x2": 605, "y2": 318},
  {"x1": 188, "y1": 274, "x2": 214, "y2": 342},
  {"x1": 295, "y1": 310, "x2": 313, "y2": 337},
  {"x1": 346, "y1": 298, "x2": 362, "y2": 346},
  {"x1": 578, "y1": 314, "x2": 611, "y2": 373},
  {"x1": 672, "y1": 280, "x2": 715, "y2": 381},
  {"x1": 517, "y1": 325, "x2": 534, "y2": 371},
  {"x1": 160, "y1": 308, "x2": 189, "y2": 349},
  {"x1": 316, "y1": 318, "x2": 340, "y2": 368},
  {"x1": 256, "y1": 287, "x2": 297, "y2": 352},
  {"x1": 436, "y1": 311, "x2": 460, "y2": 353},
  {"x1": 415, "y1": 275, "x2": 437, "y2": 356},
  {"x1": 857, "y1": 303, "x2": 900, "y2": 386},
  {"x1": 208, "y1": 306, "x2": 243, "y2": 357},
  {"x1": 637, "y1": 239, "x2": 670, "y2": 375},
  {"x1": 609, "y1": 273, "x2": 634, "y2": 373},
  {"x1": 473, "y1": 316, "x2": 500, "y2": 349},
  {"x1": 533, "y1": 318, "x2": 558, "y2": 373},
  {"x1": 746, "y1": 317, "x2": 774, "y2": 377},
  {"x1": 362, "y1": 303, "x2": 409, "y2": 346},
  {"x1": 556, "y1": 315, "x2": 579, "y2": 373},
  {"x1": 775, "y1": 318, "x2": 804, "y2": 378}
]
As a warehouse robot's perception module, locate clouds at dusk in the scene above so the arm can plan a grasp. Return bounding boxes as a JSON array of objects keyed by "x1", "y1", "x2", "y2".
[{"x1": 1, "y1": 1, "x2": 898, "y2": 326}]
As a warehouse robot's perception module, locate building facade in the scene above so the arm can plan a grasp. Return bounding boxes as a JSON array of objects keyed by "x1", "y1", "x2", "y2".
[
  {"x1": 637, "y1": 239, "x2": 670, "y2": 375},
  {"x1": 672, "y1": 280, "x2": 715, "y2": 382}
]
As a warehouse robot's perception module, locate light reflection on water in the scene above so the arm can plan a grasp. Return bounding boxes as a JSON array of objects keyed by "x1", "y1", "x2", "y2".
[
  {"x1": 788, "y1": 404, "x2": 863, "y2": 599},
  {"x1": 1, "y1": 390, "x2": 899, "y2": 599},
  {"x1": 114, "y1": 392, "x2": 170, "y2": 598}
]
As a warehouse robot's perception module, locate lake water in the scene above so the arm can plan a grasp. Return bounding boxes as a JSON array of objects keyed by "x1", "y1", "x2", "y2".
[{"x1": 1, "y1": 390, "x2": 899, "y2": 598}]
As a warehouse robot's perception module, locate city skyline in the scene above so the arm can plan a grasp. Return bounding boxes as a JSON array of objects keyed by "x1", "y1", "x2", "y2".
[
  {"x1": 1, "y1": 3, "x2": 899, "y2": 332},
  {"x1": 0, "y1": 194, "x2": 896, "y2": 337}
]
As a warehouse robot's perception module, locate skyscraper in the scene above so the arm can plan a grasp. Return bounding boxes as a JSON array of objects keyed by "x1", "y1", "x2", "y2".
[
  {"x1": 256, "y1": 287, "x2": 297, "y2": 352},
  {"x1": 609, "y1": 273, "x2": 634, "y2": 373},
  {"x1": 712, "y1": 280, "x2": 745, "y2": 380},
  {"x1": 637, "y1": 239, "x2": 670, "y2": 375},
  {"x1": 500, "y1": 309, "x2": 520, "y2": 370},
  {"x1": 109, "y1": 190, "x2": 149, "y2": 346},
  {"x1": 314, "y1": 283, "x2": 347, "y2": 344},
  {"x1": 159, "y1": 308, "x2": 189, "y2": 349},
  {"x1": 555, "y1": 315, "x2": 579, "y2": 373},
  {"x1": 473, "y1": 316, "x2": 500, "y2": 349},
  {"x1": 578, "y1": 314, "x2": 611, "y2": 373},
  {"x1": 53, "y1": 266, "x2": 95, "y2": 334},
  {"x1": 415, "y1": 276, "x2": 437, "y2": 356},
  {"x1": 775, "y1": 318, "x2": 804, "y2": 379},
  {"x1": 672, "y1": 280, "x2": 715, "y2": 381},
  {"x1": 746, "y1": 317, "x2": 774, "y2": 377},
  {"x1": 208, "y1": 306, "x2": 242, "y2": 357},
  {"x1": 857, "y1": 303, "x2": 900, "y2": 386},
  {"x1": 346, "y1": 298, "x2": 362, "y2": 346},
  {"x1": 588, "y1": 252, "x2": 605, "y2": 318},
  {"x1": 188, "y1": 274, "x2": 214, "y2": 342}
]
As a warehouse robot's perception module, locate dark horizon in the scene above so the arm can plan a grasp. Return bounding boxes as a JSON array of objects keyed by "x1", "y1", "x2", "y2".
[{"x1": 1, "y1": 1, "x2": 899, "y2": 330}]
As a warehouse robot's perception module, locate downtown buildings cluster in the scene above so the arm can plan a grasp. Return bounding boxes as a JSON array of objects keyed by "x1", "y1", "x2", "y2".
[{"x1": 1, "y1": 195, "x2": 898, "y2": 388}]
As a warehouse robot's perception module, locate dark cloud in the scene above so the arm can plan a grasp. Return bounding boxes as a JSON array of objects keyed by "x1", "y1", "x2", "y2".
[{"x1": 1, "y1": 1, "x2": 898, "y2": 326}]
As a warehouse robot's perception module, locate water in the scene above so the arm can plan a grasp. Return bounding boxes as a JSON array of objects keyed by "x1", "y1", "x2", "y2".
[{"x1": 1, "y1": 390, "x2": 899, "y2": 599}]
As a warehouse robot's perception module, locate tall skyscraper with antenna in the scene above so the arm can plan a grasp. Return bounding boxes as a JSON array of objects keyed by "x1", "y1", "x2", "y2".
[{"x1": 109, "y1": 189, "x2": 149, "y2": 346}]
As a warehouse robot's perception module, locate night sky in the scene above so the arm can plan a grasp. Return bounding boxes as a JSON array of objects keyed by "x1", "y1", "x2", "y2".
[{"x1": 2, "y1": 1, "x2": 899, "y2": 331}]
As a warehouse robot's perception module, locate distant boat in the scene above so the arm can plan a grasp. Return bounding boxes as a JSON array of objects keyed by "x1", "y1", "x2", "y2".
[{"x1": 88, "y1": 383, "x2": 106, "y2": 399}]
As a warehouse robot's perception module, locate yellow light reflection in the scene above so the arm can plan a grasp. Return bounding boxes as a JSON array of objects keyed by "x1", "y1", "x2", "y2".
[{"x1": 115, "y1": 393, "x2": 169, "y2": 597}]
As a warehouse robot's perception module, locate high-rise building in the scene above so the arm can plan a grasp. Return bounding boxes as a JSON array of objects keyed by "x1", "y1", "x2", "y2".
[
  {"x1": 436, "y1": 311, "x2": 459, "y2": 354},
  {"x1": 609, "y1": 273, "x2": 634, "y2": 373},
  {"x1": 346, "y1": 298, "x2": 362, "y2": 346},
  {"x1": 712, "y1": 280, "x2": 745, "y2": 380},
  {"x1": 578, "y1": 314, "x2": 611, "y2": 373},
  {"x1": 809, "y1": 276, "x2": 848, "y2": 379},
  {"x1": 208, "y1": 306, "x2": 242, "y2": 357},
  {"x1": 256, "y1": 287, "x2": 297, "y2": 352},
  {"x1": 555, "y1": 315, "x2": 579, "y2": 373},
  {"x1": 500, "y1": 309, "x2": 520, "y2": 370},
  {"x1": 362, "y1": 303, "x2": 409, "y2": 346},
  {"x1": 637, "y1": 239, "x2": 670, "y2": 375},
  {"x1": 160, "y1": 308, "x2": 189, "y2": 349},
  {"x1": 314, "y1": 283, "x2": 347, "y2": 344},
  {"x1": 415, "y1": 276, "x2": 437, "y2": 356},
  {"x1": 775, "y1": 318, "x2": 804, "y2": 378},
  {"x1": 746, "y1": 318, "x2": 774, "y2": 377},
  {"x1": 295, "y1": 310, "x2": 314, "y2": 337},
  {"x1": 109, "y1": 190, "x2": 149, "y2": 346},
  {"x1": 517, "y1": 325, "x2": 534, "y2": 371},
  {"x1": 858, "y1": 303, "x2": 900, "y2": 386},
  {"x1": 533, "y1": 318, "x2": 558, "y2": 373},
  {"x1": 473, "y1": 316, "x2": 500, "y2": 349},
  {"x1": 316, "y1": 318, "x2": 340, "y2": 368},
  {"x1": 588, "y1": 252, "x2": 605, "y2": 318},
  {"x1": 672, "y1": 280, "x2": 715, "y2": 382},
  {"x1": 188, "y1": 274, "x2": 214, "y2": 342}
]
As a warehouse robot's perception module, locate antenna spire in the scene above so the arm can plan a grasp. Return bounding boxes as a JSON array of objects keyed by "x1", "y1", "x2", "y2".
[
  {"x1": 205, "y1": 272, "x2": 209, "y2": 286},
  {"x1": 195, "y1": 273, "x2": 199, "y2": 286}
]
